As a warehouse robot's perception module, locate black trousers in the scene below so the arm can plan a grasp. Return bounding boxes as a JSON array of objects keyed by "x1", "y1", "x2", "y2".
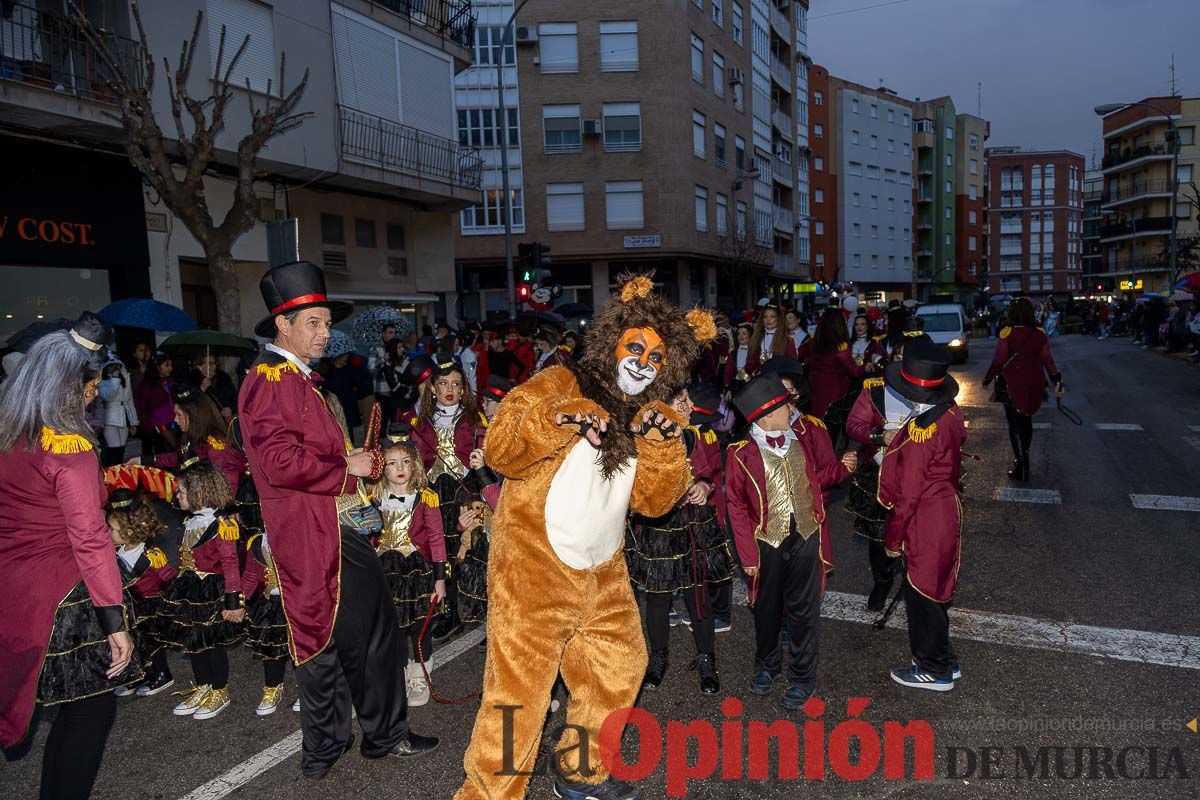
[
  {"x1": 100, "y1": 445, "x2": 126, "y2": 468},
  {"x1": 709, "y1": 581, "x2": 732, "y2": 621},
  {"x1": 752, "y1": 529, "x2": 822, "y2": 690},
  {"x1": 39, "y1": 692, "x2": 116, "y2": 800},
  {"x1": 264, "y1": 658, "x2": 287, "y2": 688},
  {"x1": 1003, "y1": 400, "x2": 1033, "y2": 458},
  {"x1": 868, "y1": 538, "x2": 896, "y2": 585},
  {"x1": 189, "y1": 647, "x2": 229, "y2": 690},
  {"x1": 148, "y1": 648, "x2": 171, "y2": 679},
  {"x1": 905, "y1": 588, "x2": 955, "y2": 680},
  {"x1": 295, "y1": 529, "x2": 408, "y2": 775},
  {"x1": 644, "y1": 589, "x2": 715, "y2": 656}
]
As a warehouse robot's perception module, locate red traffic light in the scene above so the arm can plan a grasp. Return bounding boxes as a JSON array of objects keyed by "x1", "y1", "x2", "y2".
[{"x1": 517, "y1": 284, "x2": 531, "y2": 299}]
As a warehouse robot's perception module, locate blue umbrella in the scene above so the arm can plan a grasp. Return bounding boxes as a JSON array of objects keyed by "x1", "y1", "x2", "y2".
[{"x1": 98, "y1": 299, "x2": 198, "y2": 332}]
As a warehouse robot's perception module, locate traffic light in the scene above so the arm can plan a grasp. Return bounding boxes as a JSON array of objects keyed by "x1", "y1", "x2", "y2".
[
  {"x1": 517, "y1": 283, "x2": 531, "y2": 302},
  {"x1": 517, "y1": 241, "x2": 552, "y2": 282},
  {"x1": 533, "y1": 242, "x2": 552, "y2": 272}
]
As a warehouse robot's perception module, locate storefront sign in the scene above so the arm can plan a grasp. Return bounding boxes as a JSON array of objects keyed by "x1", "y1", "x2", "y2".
[
  {"x1": 790, "y1": 282, "x2": 818, "y2": 293},
  {"x1": 1119, "y1": 279, "x2": 1144, "y2": 291},
  {"x1": 624, "y1": 235, "x2": 661, "y2": 249}
]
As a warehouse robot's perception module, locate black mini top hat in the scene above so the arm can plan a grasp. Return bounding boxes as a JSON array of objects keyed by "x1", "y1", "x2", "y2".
[
  {"x1": 69, "y1": 311, "x2": 114, "y2": 359},
  {"x1": 255, "y1": 261, "x2": 353, "y2": 338},
  {"x1": 383, "y1": 419, "x2": 413, "y2": 444},
  {"x1": 402, "y1": 354, "x2": 436, "y2": 387},
  {"x1": 733, "y1": 373, "x2": 793, "y2": 425},
  {"x1": 884, "y1": 334, "x2": 959, "y2": 405},
  {"x1": 688, "y1": 382, "x2": 723, "y2": 427},
  {"x1": 479, "y1": 374, "x2": 515, "y2": 403},
  {"x1": 432, "y1": 354, "x2": 464, "y2": 378},
  {"x1": 759, "y1": 356, "x2": 811, "y2": 409}
]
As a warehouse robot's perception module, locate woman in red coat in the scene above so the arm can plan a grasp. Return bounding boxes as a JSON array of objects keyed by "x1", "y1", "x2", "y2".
[
  {"x1": 133, "y1": 386, "x2": 246, "y2": 493},
  {"x1": 0, "y1": 313, "x2": 137, "y2": 800},
  {"x1": 798, "y1": 308, "x2": 871, "y2": 450},
  {"x1": 983, "y1": 298, "x2": 1064, "y2": 481}
]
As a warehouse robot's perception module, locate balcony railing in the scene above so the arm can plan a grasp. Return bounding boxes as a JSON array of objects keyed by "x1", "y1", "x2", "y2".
[
  {"x1": 1101, "y1": 142, "x2": 1171, "y2": 170},
  {"x1": 770, "y1": 55, "x2": 791, "y2": 88},
  {"x1": 375, "y1": 0, "x2": 477, "y2": 49},
  {"x1": 1103, "y1": 179, "x2": 1175, "y2": 205},
  {"x1": 772, "y1": 158, "x2": 793, "y2": 184},
  {"x1": 0, "y1": 10, "x2": 144, "y2": 102},
  {"x1": 1098, "y1": 216, "x2": 1172, "y2": 240},
  {"x1": 774, "y1": 251, "x2": 796, "y2": 273},
  {"x1": 772, "y1": 108, "x2": 794, "y2": 135},
  {"x1": 339, "y1": 105, "x2": 483, "y2": 190},
  {"x1": 770, "y1": 4, "x2": 792, "y2": 39},
  {"x1": 1103, "y1": 253, "x2": 1170, "y2": 272},
  {"x1": 774, "y1": 206, "x2": 794, "y2": 231}
]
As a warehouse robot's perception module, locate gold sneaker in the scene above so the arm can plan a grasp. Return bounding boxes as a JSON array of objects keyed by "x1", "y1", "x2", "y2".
[
  {"x1": 172, "y1": 684, "x2": 211, "y2": 716},
  {"x1": 193, "y1": 687, "x2": 231, "y2": 720},
  {"x1": 256, "y1": 685, "x2": 284, "y2": 716}
]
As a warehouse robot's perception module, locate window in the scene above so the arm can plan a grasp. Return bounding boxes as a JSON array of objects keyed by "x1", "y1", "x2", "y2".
[
  {"x1": 872, "y1": 254, "x2": 879, "y2": 266},
  {"x1": 712, "y1": 0, "x2": 724, "y2": 26},
  {"x1": 814, "y1": 157, "x2": 824, "y2": 171},
  {"x1": 461, "y1": 189, "x2": 524, "y2": 230},
  {"x1": 735, "y1": 136, "x2": 746, "y2": 173},
  {"x1": 871, "y1": 225, "x2": 879, "y2": 239},
  {"x1": 1179, "y1": 164, "x2": 1194, "y2": 185},
  {"x1": 870, "y1": 134, "x2": 878, "y2": 149},
  {"x1": 457, "y1": 108, "x2": 520, "y2": 148},
  {"x1": 813, "y1": 91, "x2": 823, "y2": 106},
  {"x1": 969, "y1": 184, "x2": 978, "y2": 200},
  {"x1": 969, "y1": 235, "x2": 977, "y2": 251},
  {"x1": 870, "y1": 195, "x2": 878, "y2": 209},
  {"x1": 888, "y1": 196, "x2": 895, "y2": 211},
  {"x1": 1178, "y1": 127, "x2": 1195, "y2": 146},
  {"x1": 694, "y1": 186, "x2": 709, "y2": 231},
  {"x1": 732, "y1": 3, "x2": 743, "y2": 44},
  {"x1": 320, "y1": 213, "x2": 344, "y2": 245},
  {"x1": 599, "y1": 21, "x2": 638, "y2": 72},
  {"x1": 546, "y1": 183, "x2": 584, "y2": 231},
  {"x1": 888, "y1": 226, "x2": 895, "y2": 240},
  {"x1": 386, "y1": 223, "x2": 405, "y2": 250},
  {"x1": 814, "y1": 123, "x2": 823, "y2": 139},
  {"x1": 733, "y1": 82, "x2": 744, "y2": 111},
  {"x1": 968, "y1": 210, "x2": 977, "y2": 224},
  {"x1": 887, "y1": 108, "x2": 895, "y2": 123},
  {"x1": 716, "y1": 193, "x2": 729, "y2": 234},
  {"x1": 889, "y1": 255, "x2": 896, "y2": 267},
  {"x1": 735, "y1": 200, "x2": 747, "y2": 237},
  {"x1": 692, "y1": 111, "x2": 706, "y2": 157},
  {"x1": 848, "y1": 161, "x2": 863, "y2": 176},
  {"x1": 945, "y1": 153, "x2": 952, "y2": 167},
  {"x1": 712, "y1": 52, "x2": 725, "y2": 97},
  {"x1": 969, "y1": 159, "x2": 978, "y2": 175},
  {"x1": 903, "y1": 113, "x2": 910, "y2": 127},
  {"x1": 944, "y1": 233, "x2": 951, "y2": 245},
  {"x1": 543, "y1": 105, "x2": 581, "y2": 153},
  {"x1": 969, "y1": 133, "x2": 978, "y2": 150},
  {"x1": 870, "y1": 104, "x2": 878, "y2": 119},
  {"x1": 903, "y1": 142, "x2": 911, "y2": 157},
  {"x1": 207, "y1": 0, "x2": 275, "y2": 94},
  {"x1": 605, "y1": 181, "x2": 644, "y2": 229},
  {"x1": 887, "y1": 138, "x2": 895, "y2": 153},
  {"x1": 867, "y1": 165, "x2": 879, "y2": 180},
  {"x1": 944, "y1": 180, "x2": 952, "y2": 192},
  {"x1": 944, "y1": 207, "x2": 951, "y2": 220},
  {"x1": 603, "y1": 103, "x2": 641, "y2": 152},
  {"x1": 854, "y1": 253, "x2": 861, "y2": 266},
  {"x1": 473, "y1": 26, "x2": 516, "y2": 66},
  {"x1": 852, "y1": 98, "x2": 859, "y2": 113},
  {"x1": 816, "y1": 254, "x2": 825, "y2": 268},
  {"x1": 815, "y1": 220, "x2": 824, "y2": 235},
  {"x1": 354, "y1": 218, "x2": 376, "y2": 248},
  {"x1": 815, "y1": 188, "x2": 824, "y2": 203},
  {"x1": 852, "y1": 192, "x2": 860, "y2": 206},
  {"x1": 714, "y1": 123, "x2": 727, "y2": 167},
  {"x1": 539, "y1": 23, "x2": 578, "y2": 73},
  {"x1": 904, "y1": 199, "x2": 911, "y2": 213},
  {"x1": 691, "y1": 34, "x2": 704, "y2": 83},
  {"x1": 945, "y1": 126, "x2": 954, "y2": 139},
  {"x1": 853, "y1": 223, "x2": 861, "y2": 237}
]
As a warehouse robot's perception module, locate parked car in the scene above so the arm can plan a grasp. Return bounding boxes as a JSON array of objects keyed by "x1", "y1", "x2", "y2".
[{"x1": 916, "y1": 303, "x2": 969, "y2": 363}]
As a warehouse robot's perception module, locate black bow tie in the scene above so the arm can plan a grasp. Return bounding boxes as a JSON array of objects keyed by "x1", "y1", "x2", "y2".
[
  {"x1": 387, "y1": 494, "x2": 409, "y2": 502},
  {"x1": 766, "y1": 434, "x2": 786, "y2": 449}
]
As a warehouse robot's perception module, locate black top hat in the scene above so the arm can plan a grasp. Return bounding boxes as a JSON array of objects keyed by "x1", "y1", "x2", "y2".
[
  {"x1": 402, "y1": 354, "x2": 436, "y2": 387},
  {"x1": 254, "y1": 261, "x2": 353, "y2": 338},
  {"x1": 759, "y1": 356, "x2": 811, "y2": 410},
  {"x1": 383, "y1": 419, "x2": 413, "y2": 444},
  {"x1": 479, "y1": 374, "x2": 515, "y2": 403},
  {"x1": 733, "y1": 373, "x2": 793, "y2": 425},
  {"x1": 432, "y1": 354, "x2": 464, "y2": 377},
  {"x1": 688, "y1": 382, "x2": 723, "y2": 427},
  {"x1": 105, "y1": 488, "x2": 138, "y2": 512},
  {"x1": 884, "y1": 335, "x2": 959, "y2": 405},
  {"x1": 69, "y1": 311, "x2": 114, "y2": 359}
]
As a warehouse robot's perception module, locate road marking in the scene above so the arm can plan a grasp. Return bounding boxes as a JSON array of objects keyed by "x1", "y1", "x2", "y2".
[
  {"x1": 1190, "y1": 426, "x2": 1200, "y2": 433},
  {"x1": 965, "y1": 420, "x2": 1051, "y2": 430},
  {"x1": 1184, "y1": 436, "x2": 1200, "y2": 453},
  {"x1": 1095, "y1": 423, "x2": 1144, "y2": 431},
  {"x1": 994, "y1": 487, "x2": 1062, "y2": 504},
  {"x1": 1130, "y1": 494, "x2": 1200, "y2": 512},
  {"x1": 178, "y1": 625, "x2": 486, "y2": 800}
]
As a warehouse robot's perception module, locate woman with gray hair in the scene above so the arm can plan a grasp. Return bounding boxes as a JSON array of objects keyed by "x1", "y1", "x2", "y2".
[{"x1": 0, "y1": 312, "x2": 139, "y2": 800}]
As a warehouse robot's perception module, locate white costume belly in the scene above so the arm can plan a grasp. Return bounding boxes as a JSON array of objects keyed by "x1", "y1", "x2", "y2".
[{"x1": 544, "y1": 439, "x2": 637, "y2": 570}]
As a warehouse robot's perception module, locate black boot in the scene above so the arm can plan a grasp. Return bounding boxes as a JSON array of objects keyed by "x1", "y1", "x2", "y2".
[
  {"x1": 691, "y1": 653, "x2": 720, "y2": 695},
  {"x1": 642, "y1": 648, "x2": 669, "y2": 690},
  {"x1": 1007, "y1": 435, "x2": 1028, "y2": 481}
]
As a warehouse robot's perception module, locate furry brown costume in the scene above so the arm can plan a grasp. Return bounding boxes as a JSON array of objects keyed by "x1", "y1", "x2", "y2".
[{"x1": 455, "y1": 275, "x2": 714, "y2": 799}]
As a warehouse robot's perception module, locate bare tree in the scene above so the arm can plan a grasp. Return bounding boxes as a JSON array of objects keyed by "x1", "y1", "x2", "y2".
[
  {"x1": 716, "y1": 216, "x2": 771, "y2": 309},
  {"x1": 1159, "y1": 180, "x2": 1200, "y2": 284},
  {"x1": 71, "y1": 3, "x2": 310, "y2": 333}
]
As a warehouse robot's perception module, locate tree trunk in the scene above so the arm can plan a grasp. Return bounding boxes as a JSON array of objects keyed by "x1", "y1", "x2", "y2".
[{"x1": 207, "y1": 249, "x2": 243, "y2": 334}]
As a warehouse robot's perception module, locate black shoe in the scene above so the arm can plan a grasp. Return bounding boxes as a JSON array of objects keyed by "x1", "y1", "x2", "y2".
[
  {"x1": 867, "y1": 580, "x2": 893, "y2": 612},
  {"x1": 1007, "y1": 455, "x2": 1029, "y2": 482},
  {"x1": 690, "y1": 653, "x2": 720, "y2": 695},
  {"x1": 642, "y1": 648, "x2": 669, "y2": 690},
  {"x1": 135, "y1": 671, "x2": 175, "y2": 696},
  {"x1": 432, "y1": 619, "x2": 464, "y2": 644},
  {"x1": 553, "y1": 775, "x2": 640, "y2": 800},
  {"x1": 364, "y1": 731, "x2": 439, "y2": 760},
  {"x1": 304, "y1": 733, "x2": 355, "y2": 780}
]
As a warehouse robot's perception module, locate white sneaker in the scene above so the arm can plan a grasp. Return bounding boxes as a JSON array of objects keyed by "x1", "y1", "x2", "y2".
[
  {"x1": 173, "y1": 684, "x2": 211, "y2": 716},
  {"x1": 292, "y1": 697, "x2": 301, "y2": 712},
  {"x1": 406, "y1": 661, "x2": 430, "y2": 707}
]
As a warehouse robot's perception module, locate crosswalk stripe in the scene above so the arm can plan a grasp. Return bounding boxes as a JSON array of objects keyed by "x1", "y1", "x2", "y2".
[
  {"x1": 1129, "y1": 494, "x2": 1200, "y2": 512},
  {"x1": 1095, "y1": 423, "x2": 1144, "y2": 431},
  {"x1": 1190, "y1": 426, "x2": 1200, "y2": 433},
  {"x1": 1183, "y1": 436, "x2": 1200, "y2": 453},
  {"x1": 964, "y1": 420, "x2": 1051, "y2": 430},
  {"x1": 994, "y1": 487, "x2": 1062, "y2": 504}
]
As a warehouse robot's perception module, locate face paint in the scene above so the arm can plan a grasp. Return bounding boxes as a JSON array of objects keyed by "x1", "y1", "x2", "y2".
[{"x1": 614, "y1": 327, "x2": 665, "y2": 396}]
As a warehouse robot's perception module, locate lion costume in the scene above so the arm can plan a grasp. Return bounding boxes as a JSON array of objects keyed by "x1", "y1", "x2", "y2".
[{"x1": 455, "y1": 276, "x2": 715, "y2": 798}]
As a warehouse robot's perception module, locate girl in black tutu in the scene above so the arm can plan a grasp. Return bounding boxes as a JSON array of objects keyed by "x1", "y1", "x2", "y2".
[
  {"x1": 106, "y1": 489, "x2": 176, "y2": 699},
  {"x1": 160, "y1": 459, "x2": 244, "y2": 720},
  {"x1": 455, "y1": 495, "x2": 493, "y2": 625},
  {"x1": 241, "y1": 532, "x2": 290, "y2": 715},
  {"x1": 627, "y1": 385, "x2": 733, "y2": 695},
  {"x1": 370, "y1": 439, "x2": 447, "y2": 707}
]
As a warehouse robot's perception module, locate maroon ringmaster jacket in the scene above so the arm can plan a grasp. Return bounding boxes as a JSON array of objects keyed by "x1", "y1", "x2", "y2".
[
  {"x1": 238, "y1": 348, "x2": 357, "y2": 665},
  {"x1": 154, "y1": 436, "x2": 246, "y2": 494},
  {"x1": 410, "y1": 410, "x2": 486, "y2": 474},
  {"x1": 984, "y1": 325, "x2": 1060, "y2": 416},
  {"x1": 798, "y1": 341, "x2": 869, "y2": 417},
  {"x1": 0, "y1": 430, "x2": 127, "y2": 748},
  {"x1": 877, "y1": 404, "x2": 966, "y2": 602}
]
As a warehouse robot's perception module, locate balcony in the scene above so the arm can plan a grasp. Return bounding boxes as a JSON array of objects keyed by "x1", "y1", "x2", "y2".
[
  {"x1": 338, "y1": 105, "x2": 483, "y2": 204},
  {"x1": 374, "y1": 0, "x2": 477, "y2": 50},
  {"x1": 918, "y1": 190, "x2": 933, "y2": 204},
  {"x1": 1100, "y1": 253, "x2": 1171, "y2": 274},
  {"x1": 916, "y1": 248, "x2": 934, "y2": 258},
  {"x1": 774, "y1": 251, "x2": 796, "y2": 274},
  {"x1": 918, "y1": 218, "x2": 933, "y2": 231},
  {"x1": 774, "y1": 206, "x2": 794, "y2": 232},
  {"x1": 770, "y1": 56, "x2": 791, "y2": 89},
  {"x1": 772, "y1": 158, "x2": 793, "y2": 186},
  {"x1": 917, "y1": 164, "x2": 934, "y2": 177},
  {"x1": 1098, "y1": 215, "x2": 1172, "y2": 242},
  {"x1": 770, "y1": 4, "x2": 792, "y2": 39},
  {"x1": 772, "y1": 108, "x2": 794, "y2": 139},
  {"x1": 1101, "y1": 142, "x2": 1172, "y2": 173},
  {"x1": 1101, "y1": 178, "x2": 1175, "y2": 208}
]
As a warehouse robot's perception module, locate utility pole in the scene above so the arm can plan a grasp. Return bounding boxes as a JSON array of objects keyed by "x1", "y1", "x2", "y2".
[{"x1": 496, "y1": 0, "x2": 531, "y2": 318}]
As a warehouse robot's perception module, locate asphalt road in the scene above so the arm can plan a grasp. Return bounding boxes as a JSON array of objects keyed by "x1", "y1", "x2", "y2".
[{"x1": 3, "y1": 335, "x2": 1199, "y2": 800}]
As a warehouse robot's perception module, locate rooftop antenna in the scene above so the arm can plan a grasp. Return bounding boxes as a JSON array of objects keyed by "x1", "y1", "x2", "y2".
[
  {"x1": 977, "y1": 82, "x2": 982, "y2": 117},
  {"x1": 1169, "y1": 53, "x2": 1178, "y2": 96}
]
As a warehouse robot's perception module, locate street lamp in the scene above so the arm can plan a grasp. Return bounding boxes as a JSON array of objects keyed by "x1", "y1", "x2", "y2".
[
  {"x1": 1093, "y1": 101, "x2": 1180, "y2": 294},
  {"x1": 496, "y1": 0, "x2": 532, "y2": 318}
]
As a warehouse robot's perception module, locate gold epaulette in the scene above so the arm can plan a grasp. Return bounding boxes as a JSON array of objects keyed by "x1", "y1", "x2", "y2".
[
  {"x1": 702, "y1": 428, "x2": 717, "y2": 445},
  {"x1": 40, "y1": 427, "x2": 92, "y2": 454},
  {"x1": 998, "y1": 326, "x2": 1012, "y2": 339},
  {"x1": 908, "y1": 419, "x2": 937, "y2": 444},
  {"x1": 255, "y1": 360, "x2": 299, "y2": 382},
  {"x1": 804, "y1": 414, "x2": 827, "y2": 430},
  {"x1": 837, "y1": 342, "x2": 849, "y2": 351},
  {"x1": 1037, "y1": 326, "x2": 1045, "y2": 333},
  {"x1": 478, "y1": 412, "x2": 489, "y2": 428},
  {"x1": 903, "y1": 330, "x2": 924, "y2": 339},
  {"x1": 420, "y1": 488, "x2": 440, "y2": 508},
  {"x1": 409, "y1": 416, "x2": 418, "y2": 427},
  {"x1": 863, "y1": 377, "x2": 885, "y2": 389},
  {"x1": 145, "y1": 547, "x2": 168, "y2": 569},
  {"x1": 245, "y1": 533, "x2": 262, "y2": 552},
  {"x1": 206, "y1": 436, "x2": 226, "y2": 451},
  {"x1": 218, "y1": 517, "x2": 240, "y2": 541}
]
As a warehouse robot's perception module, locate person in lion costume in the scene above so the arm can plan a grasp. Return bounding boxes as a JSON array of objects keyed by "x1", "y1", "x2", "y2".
[{"x1": 455, "y1": 274, "x2": 716, "y2": 800}]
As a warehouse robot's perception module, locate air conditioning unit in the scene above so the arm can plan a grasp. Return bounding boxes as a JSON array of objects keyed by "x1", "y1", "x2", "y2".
[
  {"x1": 728, "y1": 67, "x2": 745, "y2": 86},
  {"x1": 582, "y1": 119, "x2": 602, "y2": 136},
  {"x1": 515, "y1": 26, "x2": 538, "y2": 44},
  {"x1": 322, "y1": 250, "x2": 349, "y2": 274}
]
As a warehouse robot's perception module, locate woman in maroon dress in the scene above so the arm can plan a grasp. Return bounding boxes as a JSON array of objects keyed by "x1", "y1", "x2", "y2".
[
  {"x1": 131, "y1": 386, "x2": 246, "y2": 493},
  {"x1": 799, "y1": 308, "x2": 871, "y2": 450},
  {"x1": 983, "y1": 298, "x2": 1064, "y2": 481},
  {"x1": 0, "y1": 313, "x2": 138, "y2": 800}
]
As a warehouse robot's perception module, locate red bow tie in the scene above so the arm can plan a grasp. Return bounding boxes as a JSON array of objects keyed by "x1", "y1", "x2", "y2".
[{"x1": 766, "y1": 434, "x2": 786, "y2": 449}]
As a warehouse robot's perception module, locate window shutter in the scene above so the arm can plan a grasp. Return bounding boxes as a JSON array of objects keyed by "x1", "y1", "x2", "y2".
[
  {"x1": 331, "y1": 13, "x2": 398, "y2": 119},
  {"x1": 397, "y1": 39, "x2": 452, "y2": 139},
  {"x1": 547, "y1": 184, "x2": 584, "y2": 231},
  {"x1": 539, "y1": 24, "x2": 578, "y2": 73},
  {"x1": 207, "y1": 0, "x2": 275, "y2": 94},
  {"x1": 605, "y1": 182, "x2": 643, "y2": 229},
  {"x1": 600, "y1": 22, "x2": 638, "y2": 71}
]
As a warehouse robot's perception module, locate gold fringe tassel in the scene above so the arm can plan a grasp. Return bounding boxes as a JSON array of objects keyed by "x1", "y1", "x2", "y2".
[
  {"x1": 218, "y1": 517, "x2": 240, "y2": 541},
  {"x1": 908, "y1": 420, "x2": 937, "y2": 443},
  {"x1": 40, "y1": 427, "x2": 93, "y2": 454},
  {"x1": 145, "y1": 547, "x2": 168, "y2": 569},
  {"x1": 702, "y1": 428, "x2": 717, "y2": 445},
  {"x1": 863, "y1": 377, "x2": 885, "y2": 389},
  {"x1": 255, "y1": 361, "x2": 298, "y2": 382},
  {"x1": 805, "y1": 414, "x2": 827, "y2": 430},
  {"x1": 206, "y1": 436, "x2": 226, "y2": 451},
  {"x1": 421, "y1": 488, "x2": 441, "y2": 508}
]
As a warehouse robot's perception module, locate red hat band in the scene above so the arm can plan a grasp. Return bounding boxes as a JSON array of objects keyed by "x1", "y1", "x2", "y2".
[{"x1": 271, "y1": 293, "x2": 328, "y2": 315}]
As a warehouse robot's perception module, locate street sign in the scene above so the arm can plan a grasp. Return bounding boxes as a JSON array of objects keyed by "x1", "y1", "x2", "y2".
[{"x1": 624, "y1": 235, "x2": 661, "y2": 248}]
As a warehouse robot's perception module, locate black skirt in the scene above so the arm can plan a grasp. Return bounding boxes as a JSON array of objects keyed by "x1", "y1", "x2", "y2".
[
  {"x1": 129, "y1": 592, "x2": 171, "y2": 661},
  {"x1": 432, "y1": 474, "x2": 463, "y2": 559},
  {"x1": 824, "y1": 388, "x2": 860, "y2": 427},
  {"x1": 159, "y1": 571, "x2": 244, "y2": 654},
  {"x1": 37, "y1": 581, "x2": 143, "y2": 706},
  {"x1": 626, "y1": 503, "x2": 733, "y2": 594},
  {"x1": 379, "y1": 549, "x2": 443, "y2": 631},
  {"x1": 845, "y1": 460, "x2": 887, "y2": 540},
  {"x1": 458, "y1": 528, "x2": 489, "y2": 624},
  {"x1": 244, "y1": 592, "x2": 289, "y2": 662}
]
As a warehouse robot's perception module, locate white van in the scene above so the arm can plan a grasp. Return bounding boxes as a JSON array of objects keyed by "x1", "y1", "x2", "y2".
[{"x1": 915, "y1": 303, "x2": 969, "y2": 363}]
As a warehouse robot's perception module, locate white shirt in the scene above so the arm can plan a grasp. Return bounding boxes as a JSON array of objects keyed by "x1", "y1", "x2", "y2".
[
  {"x1": 875, "y1": 387, "x2": 935, "y2": 465},
  {"x1": 735, "y1": 346, "x2": 749, "y2": 371},
  {"x1": 750, "y1": 423, "x2": 797, "y2": 457},
  {"x1": 433, "y1": 403, "x2": 460, "y2": 429},
  {"x1": 265, "y1": 343, "x2": 313, "y2": 378},
  {"x1": 379, "y1": 491, "x2": 417, "y2": 511},
  {"x1": 762, "y1": 330, "x2": 775, "y2": 355},
  {"x1": 117, "y1": 542, "x2": 145, "y2": 572},
  {"x1": 791, "y1": 328, "x2": 809, "y2": 349}
]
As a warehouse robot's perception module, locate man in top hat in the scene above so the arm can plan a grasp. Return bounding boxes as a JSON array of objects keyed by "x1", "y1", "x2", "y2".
[
  {"x1": 238, "y1": 261, "x2": 437, "y2": 779},
  {"x1": 725, "y1": 374, "x2": 856, "y2": 710},
  {"x1": 874, "y1": 336, "x2": 966, "y2": 692}
]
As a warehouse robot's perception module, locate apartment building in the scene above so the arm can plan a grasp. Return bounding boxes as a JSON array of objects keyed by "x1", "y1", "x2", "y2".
[
  {"x1": 986, "y1": 147, "x2": 1086, "y2": 296},
  {"x1": 1097, "y1": 95, "x2": 1199, "y2": 294},
  {"x1": 1082, "y1": 168, "x2": 1104, "y2": 290},
  {"x1": 0, "y1": 0, "x2": 479, "y2": 342},
  {"x1": 953, "y1": 113, "x2": 988, "y2": 289},
  {"x1": 808, "y1": 63, "x2": 836, "y2": 283},
  {"x1": 912, "y1": 96, "x2": 959, "y2": 294}
]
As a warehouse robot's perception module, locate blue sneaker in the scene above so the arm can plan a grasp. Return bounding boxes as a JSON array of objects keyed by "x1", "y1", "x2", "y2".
[
  {"x1": 749, "y1": 670, "x2": 775, "y2": 695},
  {"x1": 713, "y1": 618, "x2": 731, "y2": 633},
  {"x1": 668, "y1": 608, "x2": 681, "y2": 627},
  {"x1": 890, "y1": 665, "x2": 954, "y2": 692},
  {"x1": 780, "y1": 684, "x2": 813, "y2": 711},
  {"x1": 553, "y1": 775, "x2": 640, "y2": 800},
  {"x1": 913, "y1": 658, "x2": 962, "y2": 680}
]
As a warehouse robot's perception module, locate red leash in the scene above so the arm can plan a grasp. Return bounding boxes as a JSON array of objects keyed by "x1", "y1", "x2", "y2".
[{"x1": 415, "y1": 596, "x2": 482, "y2": 705}]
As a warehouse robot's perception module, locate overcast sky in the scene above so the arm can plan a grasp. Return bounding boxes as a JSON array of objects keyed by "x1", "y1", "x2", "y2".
[{"x1": 809, "y1": 0, "x2": 1200, "y2": 168}]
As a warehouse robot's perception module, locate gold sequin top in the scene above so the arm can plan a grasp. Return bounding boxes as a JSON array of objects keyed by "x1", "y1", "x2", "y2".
[{"x1": 760, "y1": 444, "x2": 818, "y2": 547}]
